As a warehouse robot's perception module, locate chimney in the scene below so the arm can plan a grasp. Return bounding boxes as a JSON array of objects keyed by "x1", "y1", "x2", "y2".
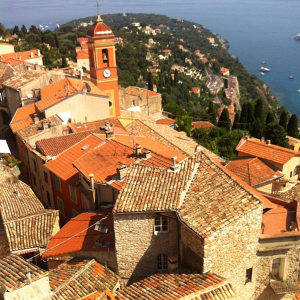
[
  {"x1": 37, "y1": 49, "x2": 40, "y2": 57},
  {"x1": 42, "y1": 120, "x2": 49, "y2": 130},
  {"x1": 170, "y1": 156, "x2": 180, "y2": 172},
  {"x1": 33, "y1": 114, "x2": 39, "y2": 124},
  {"x1": 136, "y1": 144, "x2": 142, "y2": 156},
  {"x1": 168, "y1": 255, "x2": 178, "y2": 271},
  {"x1": 261, "y1": 137, "x2": 265, "y2": 143},
  {"x1": 24, "y1": 268, "x2": 31, "y2": 281},
  {"x1": 89, "y1": 174, "x2": 96, "y2": 210},
  {"x1": 105, "y1": 130, "x2": 114, "y2": 141},
  {"x1": 117, "y1": 165, "x2": 127, "y2": 180},
  {"x1": 195, "y1": 145, "x2": 201, "y2": 152},
  {"x1": 266, "y1": 140, "x2": 271, "y2": 145},
  {"x1": 18, "y1": 55, "x2": 21, "y2": 60},
  {"x1": 30, "y1": 51, "x2": 33, "y2": 58},
  {"x1": 145, "y1": 150, "x2": 151, "y2": 159}
]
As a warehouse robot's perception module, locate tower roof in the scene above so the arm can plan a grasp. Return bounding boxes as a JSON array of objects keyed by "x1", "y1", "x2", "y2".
[{"x1": 87, "y1": 13, "x2": 113, "y2": 38}]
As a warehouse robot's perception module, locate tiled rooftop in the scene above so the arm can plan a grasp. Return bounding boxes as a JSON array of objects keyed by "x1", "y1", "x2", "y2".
[
  {"x1": 17, "y1": 114, "x2": 62, "y2": 140},
  {"x1": 192, "y1": 121, "x2": 215, "y2": 129},
  {"x1": 0, "y1": 49, "x2": 43, "y2": 64},
  {"x1": 45, "y1": 135, "x2": 103, "y2": 186},
  {"x1": 116, "y1": 272, "x2": 235, "y2": 300},
  {"x1": 226, "y1": 157, "x2": 283, "y2": 186},
  {"x1": 178, "y1": 154, "x2": 262, "y2": 238},
  {"x1": 155, "y1": 117, "x2": 176, "y2": 126},
  {"x1": 271, "y1": 183, "x2": 300, "y2": 202},
  {"x1": 49, "y1": 258, "x2": 119, "y2": 300},
  {"x1": 43, "y1": 208, "x2": 114, "y2": 258},
  {"x1": 236, "y1": 137, "x2": 299, "y2": 165},
  {"x1": 2, "y1": 70, "x2": 44, "y2": 89},
  {"x1": 113, "y1": 153, "x2": 201, "y2": 213},
  {"x1": 120, "y1": 114, "x2": 224, "y2": 164},
  {"x1": 0, "y1": 254, "x2": 47, "y2": 291},
  {"x1": 36, "y1": 129, "x2": 102, "y2": 156},
  {"x1": 0, "y1": 181, "x2": 59, "y2": 252}
]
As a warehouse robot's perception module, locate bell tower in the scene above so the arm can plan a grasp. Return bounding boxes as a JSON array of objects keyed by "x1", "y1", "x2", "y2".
[{"x1": 87, "y1": 13, "x2": 120, "y2": 117}]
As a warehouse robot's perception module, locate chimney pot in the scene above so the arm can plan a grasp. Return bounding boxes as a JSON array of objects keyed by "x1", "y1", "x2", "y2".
[
  {"x1": 172, "y1": 156, "x2": 177, "y2": 166},
  {"x1": 30, "y1": 51, "x2": 33, "y2": 58},
  {"x1": 117, "y1": 165, "x2": 127, "y2": 180},
  {"x1": 33, "y1": 114, "x2": 39, "y2": 124},
  {"x1": 136, "y1": 144, "x2": 142, "y2": 156},
  {"x1": 145, "y1": 150, "x2": 151, "y2": 159},
  {"x1": 266, "y1": 140, "x2": 271, "y2": 145},
  {"x1": 261, "y1": 137, "x2": 265, "y2": 142},
  {"x1": 195, "y1": 145, "x2": 201, "y2": 152}
]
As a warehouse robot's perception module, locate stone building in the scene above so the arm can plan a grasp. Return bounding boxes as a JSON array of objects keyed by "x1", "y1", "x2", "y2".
[
  {"x1": 113, "y1": 151, "x2": 265, "y2": 299},
  {"x1": 119, "y1": 86, "x2": 162, "y2": 119}
]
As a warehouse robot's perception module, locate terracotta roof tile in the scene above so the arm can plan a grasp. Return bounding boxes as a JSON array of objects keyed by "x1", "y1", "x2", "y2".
[
  {"x1": 0, "y1": 181, "x2": 59, "y2": 252},
  {"x1": 116, "y1": 272, "x2": 235, "y2": 300},
  {"x1": 178, "y1": 154, "x2": 263, "y2": 237},
  {"x1": 36, "y1": 129, "x2": 102, "y2": 156},
  {"x1": 45, "y1": 135, "x2": 103, "y2": 185},
  {"x1": 2, "y1": 70, "x2": 44, "y2": 89},
  {"x1": 156, "y1": 117, "x2": 176, "y2": 126},
  {"x1": 87, "y1": 18, "x2": 113, "y2": 38},
  {"x1": 226, "y1": 157, "x2": 283, "y2": 186},
  {"x1": 0, "y1": 49, "x2": 43, "y2": 64},
  {"x1": 0, "y1": 255, "x2": 47, "y2": 291},
  {"x1": 49, "y1": 258, "x2": 119, "y2": 300},
  {"x1": 271, "y1": 182, "x2": 300, "y2": 202},
  {"x1": 77, "y1": 50, "x2": 89, "y2": 59},
  {"x1": 192, "y1": 121, "x2": 215, "y2": 129},
  {"x1": 43, "y1": 208, "x2": 114, "y2": 258},
  {"x1": 236, "y1": 137, "x2": 299, "y2": 165}
]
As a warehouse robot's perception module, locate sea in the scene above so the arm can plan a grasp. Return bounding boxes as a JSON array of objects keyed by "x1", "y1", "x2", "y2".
[{"x1": 1, "y1": 0, "x2": 300, "y2": 118}]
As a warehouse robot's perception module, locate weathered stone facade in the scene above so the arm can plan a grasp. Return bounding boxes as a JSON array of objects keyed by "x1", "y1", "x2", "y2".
[
  {"x1": 114, "y1": 212, "x2": 178, "y2": 285},
  {"x1": 119, "y1": 86, "x2": 162, "y2": 119},
  {"x1": 203, "y1": 207, "x2": 262, "y2": 300}
]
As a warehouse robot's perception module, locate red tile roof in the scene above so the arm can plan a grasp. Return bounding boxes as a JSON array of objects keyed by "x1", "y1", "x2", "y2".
[
  {"x1": 43, "y1": 208, "x2": 114, "y2": 258},
  {"x1": 156, "y1": 117, "x2": 176, "y2": 126},
  {"x1": 0, "y1": 49, "x2": 43, "y2": 63},
  {"x1": 178, "y1": 154, "x2": 263, "y2": 238},
  {"x1": 45, "y1": 135, "x2": 103, "y2": 185},
  {"x1": 236, "y1": 137, "x2": 300, "y2": 165},
  {"x1": 36, "y1": 130, "x2": 102, "y2": 156},
  {"x1": 226, "y1": 157, "x2": 283, "y2": 186},
  {"x1": 87, "y1": 17, "x2": 113, "y2": 38},
  {"x1": 0, "y1": 181, "x2": 59, "y2": 252},
  {"x1": 0, "y1": 255, "x2": 47, "y2": 291},
  {"x1": 116, "y1": 272, "x2": 235, "y2": 300},
  {"x1": 77, "y1": 50, "x2": 89, "y2": 60},
  {"x1": 49, "y1": 258, "x2": 119, "y2": 300},
  {"x1": 192, "y1": 121, "x2": 215, "y2": 129}
]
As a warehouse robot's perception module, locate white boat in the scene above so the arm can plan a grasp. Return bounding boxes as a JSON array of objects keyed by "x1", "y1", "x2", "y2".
[
  {"x1": 261, "y1": 61, "x2": 266, "y2": 64},
  {"x1": 260, "y1": 72, "x2": 265, "y2": 76},
  {"x1": 289, "y1": 76, "x2": 294, "y2": 79},
  {"x1": 294, "y1": 34, "x2": 300, "y2": 40},
  {"x1": 298, "y1": 89, "x2": 300, "y2": 93},
  {"x1": 260, "y1": 67, "x2": 270, "y2": 72}
]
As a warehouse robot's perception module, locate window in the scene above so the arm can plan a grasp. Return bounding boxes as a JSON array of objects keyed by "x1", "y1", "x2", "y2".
[
  {"x1": 102, "y1": 49, "x2": 108, "y2": 63},
  {"x1": 57, "y1": 197, "x2": 64, "y2": 215},
  {"x1": 132, "y1": 100, "x2": 135, "y2": 106},
  {"x1": 54, "y1": 175, "x2": 61, "y2": 191},
  {"x1": 294, "y1": 166, "x2": 300, "y2": 176},
  {"x1": 70, "y1": 186, "x2": 77, "y2": 203},
  {"x1": 72, "y1": 209, "x2": 79, "y2": 218},
  {"x1": 44, "y1": 171, "x2": 48, "y2": 183},
  {"x1": 157, "y1": 254, "x2": 168, "y2": 271},
  {"x1": 46, "y1": 191, "x2": 51, "y2": 206},
  {"x1": 290, "y1": 171, "x2": 293, "y2": 178},
  {"x1": 245, "y1": 268, "x2": 253, "y2": 283},
  {"x1": 271, "y1": 257, "x2": 286, "y2": 280},
  {"x1": 154, "y1": 216, "x2": 168, "y2": 233}
]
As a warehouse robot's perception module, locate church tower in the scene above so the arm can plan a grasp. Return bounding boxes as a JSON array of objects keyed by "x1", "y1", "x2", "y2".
[{"x1": 87, "y1": 13, "x2": 120, "y2": 117}]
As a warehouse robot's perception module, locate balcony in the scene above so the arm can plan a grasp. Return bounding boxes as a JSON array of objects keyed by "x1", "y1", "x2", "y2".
[{"x1": 270, "y1": 274, "x2": 300, "y2": 294}]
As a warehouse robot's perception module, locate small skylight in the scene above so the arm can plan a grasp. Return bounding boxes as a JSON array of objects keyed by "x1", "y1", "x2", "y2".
[{"x1": 81, "y1": 145, "x2": 90, "y2": 150}]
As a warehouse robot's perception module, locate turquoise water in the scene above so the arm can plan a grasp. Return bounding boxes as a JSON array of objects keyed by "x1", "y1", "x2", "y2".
[{"x1": 1, "y1": 0, "x2": 300, "y2": 117}]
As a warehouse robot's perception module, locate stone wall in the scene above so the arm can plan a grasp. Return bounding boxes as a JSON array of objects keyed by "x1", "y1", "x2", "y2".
[
  {"x1": 180, "y1": 224, "x2": 204, "y2": 272},
  {"x1": 203, "y1": 207, "x2": 262, "y2": 300},
  {"x1": 253, "y1": 246, "x2": 300, "y2": 300},
  {"x1": 114, "y1": 212, "x2": 178, "y2": 285}
]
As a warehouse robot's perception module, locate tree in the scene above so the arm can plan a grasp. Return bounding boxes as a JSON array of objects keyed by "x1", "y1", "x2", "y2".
[
  {"x1": 54, "y1": 33, "x2": 60, "y2": 48},
  {"x1": 246, "y1": 101, "x2": 255, "y2": 130},
  {"x1": 13, "y1": 26, "x2": 20, "y2": 36},
  {"x1": 240, "y1": 103, "x2": 248, "y2": 130},
  {"x1": 254, "y1": 99, "x2": 264, "y2": 123},
  {"x1": 148, "y1": 72, "x2": 153, "y2": 91},
  {"x1": 176, "y1": 115, "x2": 193, "y2": 136},
  {"x1": 218, "y1": 108, "x2": 231, "y2": 131},
  {"x1": 21, "y1": 25, "x2": 27, "y2": 35},
  {"x1": 232, "y1": 111, "x2": 240, "y2": 130},
  {"x1": 0, "y1": 23, "x2": 5, "y2": 37},
  {"x1": 287, "y1": 114, "x2": 299, "y2": 138},
  {"x1": 251, "y1": 118, "x2": 264, "y2": 139},
  {"x1": 61, "y1": 55, "x2": 68, "y2": 68},
  {"x1": 174, "y1": 69, "x2": 179, "y2": 86},
  {"x1": 265, "y1": 122, "x2": 289, "y2": 148},
  {"x1": 279, "y1": 109, "x2": 288, "y2": 130},
  {"x1": 266, "y1": 111, "x2": 274, "y2": 125},
  {"x1": 207, "y1": 101, "x2": 217, "y2": 125}
]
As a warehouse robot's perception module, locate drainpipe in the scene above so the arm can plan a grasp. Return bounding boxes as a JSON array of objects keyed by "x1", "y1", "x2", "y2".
[{"x1": 89, "y1": 174, "x2": 96, "y2": 210}]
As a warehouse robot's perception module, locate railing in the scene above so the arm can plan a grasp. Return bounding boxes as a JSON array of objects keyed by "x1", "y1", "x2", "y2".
[{"x1": 269, "y1": 273, "x2": 300, "y2": 294}]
